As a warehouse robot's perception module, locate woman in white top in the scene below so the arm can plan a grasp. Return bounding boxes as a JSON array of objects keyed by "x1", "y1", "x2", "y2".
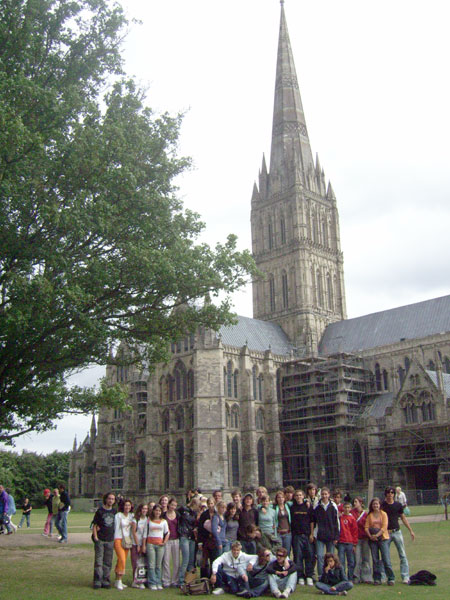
[
  {"x1": 142, "y1": 504, "x2": 170, "y2": 590},
  {"x1": 113, "y1": 499, "x2": 134, "y2": 590},
  {"x1": 395, "y1": 486, "x2": 408, "y2": 507},
  {"x1": 131, "y1": 504, "x2": 148, "y2": 589}
]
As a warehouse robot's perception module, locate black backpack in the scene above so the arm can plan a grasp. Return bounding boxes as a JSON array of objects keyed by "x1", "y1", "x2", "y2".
[{"x1": 409, "y1": 570, "x2": 437, "y2": 586}]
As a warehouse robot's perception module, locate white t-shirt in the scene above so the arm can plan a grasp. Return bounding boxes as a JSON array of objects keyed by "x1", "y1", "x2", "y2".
[
  {"x1": 114, "y1": 512, "x2": 134, "y2": 540},
  {"x1": 146, "y1": 518, "x2": 169, "y2": 544},
  {"x1": 133, "y1": 517, "x2": 148, "y2": 545}
]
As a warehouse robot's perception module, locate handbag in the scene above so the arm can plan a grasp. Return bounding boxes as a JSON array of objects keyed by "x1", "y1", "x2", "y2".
[
  {"x1": 121, "y1": 518, "x2": 133, "y2": 549},
  {"x1": 181, "y1": 577, "x2": 212, "y2": 595},
  {"x1": 133, "y1": 556, "x2": 148, "y2": 585},
  {"x1": 403, "y1": 506, "x2": 411, "y2": 516}
]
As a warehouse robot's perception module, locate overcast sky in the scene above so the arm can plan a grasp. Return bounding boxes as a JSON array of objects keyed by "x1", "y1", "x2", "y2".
[{"x1": 7, "y1": 0, "x2": 450, "y2": 455}]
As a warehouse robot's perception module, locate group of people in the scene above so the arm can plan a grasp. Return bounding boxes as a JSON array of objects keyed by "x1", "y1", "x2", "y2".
[
  {"x1": 91, "y1": 483, "x2": 415, "y2": 596},
  {"x1": 41, "y1": 484, "x2": 72, "y2": 543}
]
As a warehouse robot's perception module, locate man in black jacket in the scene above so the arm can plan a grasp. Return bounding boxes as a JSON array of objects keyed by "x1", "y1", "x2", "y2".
[
  {"x1": 55, "y1": 483, "x2": 71, "y2": 544},
  {"x1": 313, "y1": 487, "x2": 340, "y2": 577}
]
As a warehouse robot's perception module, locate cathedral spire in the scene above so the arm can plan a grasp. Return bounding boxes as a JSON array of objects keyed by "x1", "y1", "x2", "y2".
[{"x1": 270, "y1": 2, "x2": 314, "y2": 181}]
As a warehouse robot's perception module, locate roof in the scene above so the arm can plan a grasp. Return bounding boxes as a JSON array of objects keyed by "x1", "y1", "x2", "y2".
[
  {"x1": 426, "y1": 370, "x2": 450, "y2": 398},
  {"x1": 361, "y1": 392, "x2": 395, "y2": 419},
  {"x1": 319, "y1": 294, "x2": 450, "y2": 355},
  {"x1": 219, "y1": 315, "x2": 294, "y2": 356}
]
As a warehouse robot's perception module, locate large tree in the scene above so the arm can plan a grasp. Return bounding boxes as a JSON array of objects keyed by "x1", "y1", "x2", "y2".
[{"x1": 0, "y1": 0, "x2": 255, "y2": 444}]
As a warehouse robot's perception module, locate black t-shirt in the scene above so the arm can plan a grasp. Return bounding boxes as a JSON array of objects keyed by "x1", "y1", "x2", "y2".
[
  {"x1": 290, "y1": 500, "x2": 314, "y2": 536},
  {"x1": 380, "y1": 500, "x2": 403, "y2": 530},
  {"x1": 93, "y1": 507, "x2": 117, "y2": 542}
]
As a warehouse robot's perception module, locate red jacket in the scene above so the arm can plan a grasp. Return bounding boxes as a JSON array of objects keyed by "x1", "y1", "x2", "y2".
[
  {"x1": 350, "y1": 508, "x2": 368, "y2": 540},
  {"x1": 339, "y1": 513, "x2": 358, "y2": 544}
]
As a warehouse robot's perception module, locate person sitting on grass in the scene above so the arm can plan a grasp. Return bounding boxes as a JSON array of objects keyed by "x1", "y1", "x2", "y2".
[
  {"x1": 315, "y1": 553, "x2": 353, "y2": 596},
  {"x1": 266, "y1": 546, "x2": 297, "y2": 598},
  {"x1": 236, "y1": 548, "x2": 274, "y2": 598},
  {"x1": 210, "y1": 541, "x2": 257, "y2": 595}
]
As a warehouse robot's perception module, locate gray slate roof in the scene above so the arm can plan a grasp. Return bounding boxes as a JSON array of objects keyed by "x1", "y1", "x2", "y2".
[
  {"x1": 219, "y1": 315, "x2": 294, "y2": 356},
  {"x1": 426, "y1": 370, "x2": 450, "y2": 398},
  {"x1": 362, "y1": 392, "x2": 395, "y2": 419},
  {"x1": 319, "y1": 294, "x2": 450, "y2": 355}
]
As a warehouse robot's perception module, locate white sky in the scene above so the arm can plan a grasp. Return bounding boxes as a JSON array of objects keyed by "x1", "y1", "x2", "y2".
[{"x1": 7, "y1": 0, "x2": 450, "y2": 455}]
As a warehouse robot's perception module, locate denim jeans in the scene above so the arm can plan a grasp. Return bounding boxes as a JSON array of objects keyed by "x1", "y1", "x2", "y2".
[
  {"x1": 93, "y1": 540, "x2": 114, "y2": 586},
  {"x1": 315, "y1": 580, "x2": 353, "y2": 595},
  {"x1": 223, "y1": 540, "x2": 232, "y2": 553},
  {"x1": 316, "y1": 540, "x2": 335, "y2": 577},
  {"x1": 179, "y1": 536, "x2": 196, "y2": 585},
  {"x1": 56, "y1": 510, "x2": 68, "y2": 541},
  {"x1": 338, "y1": 542, "x2": 355, "y2": 580},
  {"x1": 279, "y1": 532, "x2": 292, "y2": 556},
  {"x1": 292, "y1": 534, "x2": 314, "y2": 578},
  {"x1": 246, "y1": 576, "x2": 269, "y2": 597},
  {"x1": 268, "y1": 572, "x2": 297, "y2": 594},
  {"x1": 19, "y1": 513, "x2": 31, "y2": 528},
  {"x1": 215, "y1": 565, "x2": 246, "y2": 593},
  {"x1": 388, "y1": 529, "x2": 409, "y2": 580},
  {"x1": 369, "y1": 539, "x2": 394, "y2": 583},
  {"x1": 353, "y1": 538, "x2": 372, "y2": 583},
  {"x1": 146, "y1": 543, "x2": 165, "y2": 586}
]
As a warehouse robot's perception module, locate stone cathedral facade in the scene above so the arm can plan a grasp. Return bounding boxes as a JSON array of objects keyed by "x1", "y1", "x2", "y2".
[{"x1": 71, "y1": 4, "x2": 450, "y2": 503}]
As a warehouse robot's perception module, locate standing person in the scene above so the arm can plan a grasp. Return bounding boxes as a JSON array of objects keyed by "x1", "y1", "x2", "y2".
[
  {"x1": 113, "y1": 498, "x2": 134, "y2": 590},
  {"x1": 266, "y1": 546, "x2": 297, "y2": 598},
  {"x1": 55, "y1": 483, "x2": 70, "y2": 544},
  {"x1": 224, "y1": 502, "x2": 239, "y2": 553},
  {"x1": 211, "y1": 500, "x2": 227, "y2": 561},
  {"x1": 338, "y1": 502, "x2": 358, "y2": 582},
  {"x1": 351, "y1": 497, "x2": 372, "y2": 584},
  {"x1": 213, "y1": 490, "x2": 223, "y2": 504},
  {"x1": 381, "y1": 486, "x2": 415, "y2": 584},
  {"x1": 92, "y1": 492, "x2": 116, "y2": 589},
  {"x1": 162, "y1": 498, "x2": 180, "y2": 588},
  {"x1": 18, "y1": 498, "x2": 32, "y2": 528},
  {"x1": 6, "y1": 489, "x2": 17, "y2": 532},
  {"x1": 42, "y1": 489, "x2": 53, "y2": 537},
  {"x1": 0, "y1": 484, "x2": 12, "y2": 534},
  {"x1": 314, "y1": 487, "x2": 340, "y2": 577},
  {"x1": 257, "y1": 495, "x2": 277, "y2": 541},
  {"x1": 315, "y1": 553, "x2": 353, "y2": 596},
  {"x1": 143, "y1": 504, "x2": 169, "y2": 590},
  {"x1": 305, "y1": 483, "x2": 319, "y2": 509},
  {"x1": 51, "y1": 488, "x2": 60, "y2": 537},
  {"x1": 158, "y1": 495, "x2": 169, "y2": 517},
  {"x1": 238, "y1": 494, "x2": 259, "y2": 554},
  {"x1": 332, "y1": 490, "x2": 344, "y2": 514},
  {"x1": 131, "y1": 503, "x2": 148, "y2": 589},
  {"x1": 198, "y1": 496, "x2": 218, "y2": 578},
  {"x1": 178, "y1": 497, "x2": 200, "y2": 586},
  {"x1": 290, "y1": 489, "x2": 314, "y2": 587},
  {"x1": 274, "y1": 491, "x2": 292, "y2": 556},
  {"x1": 255, "y1": 487, "x2": 268, "y2": 506},
  {"x1": 283, "y1": 486, "x2": 295, "y2": 505},
  {"x1": 395, "y1": 486, "x2": 408, "y2": 508},
  {"x1": 364, "y1": 497, "x2": 394, "y2": 586}
]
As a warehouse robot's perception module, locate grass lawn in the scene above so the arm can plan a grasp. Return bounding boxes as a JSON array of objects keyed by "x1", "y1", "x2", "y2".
[
  {"x1": 13, "y1": 508, "x2": 93, "y2": 534},
  {"x1": 1, "y1": 521, "x2": 448, "y2": 599}
]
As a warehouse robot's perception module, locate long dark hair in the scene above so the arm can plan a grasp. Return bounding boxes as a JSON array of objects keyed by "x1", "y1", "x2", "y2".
[
  {"x1": 324, "y1": 552, "x2": 341, "y2": 569},
  {"x1": 225, "y1": 502, "x2": 239, "y2": 521},
  {"x1": 368, "y1": 497, "x2": 381, "y2": 513},
  {"x1": 150, "y1": 504, "x2": 163, "y2": 520},
  {"x1": 134, "y1": 503, "x2": 148, "y2": 520}
]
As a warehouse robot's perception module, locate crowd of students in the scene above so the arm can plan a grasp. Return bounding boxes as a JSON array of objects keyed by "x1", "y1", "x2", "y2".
[{"x1": 91, "y1": 483, "x2": 415, "y2": 596}]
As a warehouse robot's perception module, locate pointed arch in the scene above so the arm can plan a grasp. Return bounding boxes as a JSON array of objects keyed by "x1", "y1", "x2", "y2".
[
  {"x1": 233, "y1": 370, "x2": 239, "y2": 398},
  {"x1": 326, "y1": 272, "x2": 333, "y2": 311},
  {"x1": 162, "y1": 409, "x2": 170, "y2": 433},
  {"x1": 226, "y1": 360, "x2": 233, "y2": 397},
  {"x1": 175, "y1": 406, "x2": 184, "y2": 430},
  {"x1": 231, "y1": 436, "x2": 240, "y2": 487},
  {"x1": 138, "y1": 450, "x2": 146, "y2": 490},
  {"x1": 175, "y1": 439, "x2": 184, "y2": 488},
  {"x1": 163, "y1": 442, "x2": 170, "y2": 489},
  {"x1": 316, "y1": 269, "x2": 323, "y2": 307},
  {"x1": 280, "y1": 214, "x2": 286, "y2": 244},
  {"x1": 269, "y1": 274, "x2": 275, "y2": 312},
  {"x1": 375, "y1": 363, "x2": 382, "y2": 391},
  {"x1": 257, "y1": 438, "x2": 266, "y2": 486},
  {"x1": 382, "y1": 369, "x2": 389, "y2": 390},
  {"x1": 281, "y1": 270, "x2": 288, "y2": 309},
  {"x1": 231, "y1": 404, "x2": 240, "y2": 429},
  {"x1": 256, "y1": 408, "x2": 265, "y2": 431}
]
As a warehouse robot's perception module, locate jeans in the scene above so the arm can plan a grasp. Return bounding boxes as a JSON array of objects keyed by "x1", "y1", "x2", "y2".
[
  {"x1": 338, "y1": 542, "x2": 355, "y2": 581},
  {"x1": 268, "y1": 572, "x2": 297, "y2": 594},
  {"x1": 93, "y1": 540, "x2": 114, "y2": 586},
  {"x1": 146, "y1": 543, "x2": 165, "y2": 586},
  {"x1": 162, "y1": 538, "x2": 180, "y2": 586},
  {"x1": 292, "y1": 534, "x2": 314, "y2": 578},
  {"x1": 215, "y1": 565, "x2": 246, "y2": 593},
  {"x1": 19, "y1": 513, "x2": 31, "y2": 528},
  {"x1": 179, "y1": 536, "x2": 196, "y2": 584},
  {"x1": 353, "y1": 538, "x2": 372, "y2": 583},
  {"x1": 316, "y1": 540, "x2": 335, "y2": 577},
  {"x1": 369, "y1": 539, "x2": 394, "y2": 583},
  {"x1": 279, "y1": 532, "x2": 292, "y2": 556},
  {"x1": 246, "y1": 576, "x2": 269, "y2": 597},
  {"x1": 315, "y1": 581, "x2": 353, "y2": 595},
  {"x1": 388, "y1": 529, "x2": 409, "y2": 580},
  {"x1": 55, "y1": 510, "x2": 68, "y2": 541}
]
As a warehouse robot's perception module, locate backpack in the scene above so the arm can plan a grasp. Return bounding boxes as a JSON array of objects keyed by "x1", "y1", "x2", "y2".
[
  {"x1": 409, "y1": 570, "x2": 437, "y2": 586},
  {"x1": 181, "y1": 578, "x2": 212, "y2": 595},
  {"x1": 133, "y1": 556, "x2": 148, "y2": 585}
]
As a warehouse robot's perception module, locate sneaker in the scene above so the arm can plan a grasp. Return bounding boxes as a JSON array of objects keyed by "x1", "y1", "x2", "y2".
[
  {"x1": 273, "y1": 592, "x2": 281, "y2": 599},
  {"x1": 402, "y1": 578, "x2": 410, "y2": 584},
  {"x1": 139, "y1": 584, "x2": 146, "y2": 590},
  {"x1": 131, "y1": 582, "x2": 141, "y2": 588},
  {"x1": 115, "y1": 580, "x2": 124, "y2": 591},
  {"x1": 41, "y1": 533, "x2": 48, "y2": 537},
  {"x1": 122, "y1": 583, "x2": 128, "y2": 588},
  {"x1": 387, "y1": 581, "x2": 395, "y2": 586},
  {"x1": 93, "y1": 583, "x2": 102, "y2": 589},
  {"x1": 338, "y1": 593, "x2": 347, "y2": 597},
  {"x1": 102, "y1": 583, "x2": 111, "y2": 589},
  {"x1": 156, "y1": 585, "x2": 163, "y2": 590},
  {"x1": 212, "y1": 589, "x2": 225, "y2": 595},
  {"x1": 150, "y1": 585, "x2": 158, "y2": 590},
  {"x1": 298, "y1": 578, "x2": 305, "y2": 586},
  {"x1": 306, "y1": 577, "x2": 314, "y2": 586}
]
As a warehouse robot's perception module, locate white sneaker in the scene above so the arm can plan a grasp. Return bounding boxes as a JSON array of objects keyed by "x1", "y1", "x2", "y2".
[
  {"x1": 156, "y1": 585, "x2": 163, "y2": 590},
  {"x1": 402, "y1": 578, "x2": 410, "y2": 584},
  {"x1": 212, "y1": 588, "x2": 225, "y2": 595},
  {"x1": 150, "y1": 585, "x2": 158, "y2": 590},
  {"x1": 41, "y1": 533, "x2": 48, "y2": 537},
  {"x1": 115, "y1": 580, "x2": 124, "y2": 590},
  {"x1": 139, "y1": 584, "x2": 146, "y2": 589},
  {"x1": 299, "y1": 578, "x2": 305, "y2": 585},
  {"x1": 306, "y1": 577, "x2": 314, "y2": 586},
  {"x1": 273, "y1": 592, "x2": 281, "y2": 599},
  {"x1": 131, "y1": 582, "x2": 140, "y2": 588}
]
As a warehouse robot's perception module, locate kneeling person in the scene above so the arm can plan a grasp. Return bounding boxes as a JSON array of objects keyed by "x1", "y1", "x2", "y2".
[
  {"x1": 267, "y1": 547, "x2": 297, "y2": 598},
  {"x1": 210, "y1": 541, "x2": 257, "y2": 595}
]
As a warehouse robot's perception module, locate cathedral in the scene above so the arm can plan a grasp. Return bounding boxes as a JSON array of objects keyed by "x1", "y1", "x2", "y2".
[{"x1": 70, "y1": 3, "x2": 450, "y2": 504}]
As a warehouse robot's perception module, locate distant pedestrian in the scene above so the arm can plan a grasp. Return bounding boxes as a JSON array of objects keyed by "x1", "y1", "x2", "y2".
[
  {"x1": 18, "y1": 498, "x2": 32, "y2": 528},
  {"x1": 0, "y1": 484, "x2": 13, "y2": 534},
  {"x1": 42, "y1": 488, "x2": 53, "y2": 537},
  {"x1": 92, "y1": 492, "x2": 116, "y2": 589},
  {"x1": 55, "y1": 483, "x2": 71, "y2": 543},
  {"x1": 50, "y1": 488, "x2": 60, "y2": 536},
  {"x1": 6, "y1": 489, "x2": 17, "y2": 532}
]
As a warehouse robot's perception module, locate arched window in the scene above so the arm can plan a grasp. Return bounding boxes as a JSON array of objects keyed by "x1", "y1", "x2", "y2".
[
  {"x1": 168, "y1": 376, "x2": 175, "y2": 402},
  {"x1": 186, "y1": 405, "x2": 194, "y2": 429},
  {"x1": 322, "y1": 218, "x2": 328, "y2": 247},
  {"x1": 256, "y1": 408, "x2": 264, "y2": 431},
  {"x1": 444, "y1": 357, "x2": 450, "y2": 374},
  {"x1": 231, "y1": 436, "x2": 240, "y2": 487},
  {"x1": 282, "y1": 271, "x2": 288, "y2": 309},
  {"x1": 175, "y1": 406, "x2": 184, "y2": 430},
  {"x1": 162, "y1": 409, "x2": 170, "y2": 433},
  {"x1": 174, "y1": 361, "x2": 186, "y2": 401},
  {"x1": 226, "y1": 404, "x2": 231, "y2": 428},
  {"x1": 252, "y1": 366, "x2": 258, "y2": 400},
  {"x1": 116, "y1": 425, "x2": 123, "y2": 443},
  {"x1": 404, "y1": 356, "x2": 411, "y2": 372},
  {"x1": 375, "y1": 363, "x2": 382, "y2": 391},
  {"x1": 231, "y1": 405, "x2": 239, "y2": 429},
  {"x1": 223, "y1": 367, "x2": 227, "y2": 397},
  {"x1": 138, "y1": 451, "x2": 146, "y2": 490},
  {"x1": 258, "y1": 374, "x2": 264, "y2": 401},
  {"x1": 269, "y1": 275, "x2": 275, "y2": 312},
  {"x1": 189, "y1": 333, "x2": 195, "y2": 349},
  {"x1": 382, "y1": 369, "x2": 389, "y2": 390},
  {"x1": 233, "y1": 370, "x2": 239, "y2": 398},
  {"x1": 398, "y1": 366, "x2": 405, "y2": 386},
  {"x1": 353, "y1": 442, "x2": 364, "y2": 483},
  {"x1": 159, "y1": 376, "x2": 166, "y2": 403},
  {"x1": 257, "y1": 438, "x2": 266, "y2": 486},
  {"x1": 327, "y1": 273, "x2": 333, "y2": 311},
  {"x1": 163, "y1": 442, "x2": 170, "y2": 490},
  {"x1": 268, "y1": 219, "x2": 274, "y2": 250},
  {"x1": 176, "y1": 439, "x2": 184, "y2": 489},
  {"x1": 110, "y1": 426, "x2": 115, "y2": 444},
  {"x1": 226, "y1": 361, "x2": 233, "y2": 397},
  {"x1": 316, "y1": 269, "x2": 323, "y2": 307},
  {"x1": 280, "y1": 216, "x2": 286, "y2": 244},
  {"x1": 187, "y1": 370, "x2": 195, "y2": 398}
]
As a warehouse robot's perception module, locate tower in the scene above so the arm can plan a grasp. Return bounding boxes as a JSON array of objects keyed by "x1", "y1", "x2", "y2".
[{"x1": 251, "y1": 1, "x2": 346, "y2": 354}]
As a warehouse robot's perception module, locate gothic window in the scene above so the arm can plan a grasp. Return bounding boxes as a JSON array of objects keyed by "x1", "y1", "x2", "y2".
[
  {"x1": 268, "y1": 219, "x2": 274, "y2": 250},
  {"x1": 168, "y1": 376, "x2": 175, "y2": 402},
  {"x1": 322, "y1": 218, "x2": 329, "y2": 247},
  {"x1": 316, "y1": 270, "x2": 323, "y2": 307},
  {"x1": 258, "y1": 374, "x2": 264, "y2": 401},
  {"x1": 403, "y1": 402, "x2": 418, "y2": 424},
  {"x1": 231, "y1": 405, "x2": 240, "y2": 429},
  {"x1": 110, "y1": 426, "x2": 115, "y2": 444},
  {"x1": 382, "y1": 369, "x2": 389, "y2": 390},
  {"x1": 159, "y1": 376, "x2": 167, "y2": 403},
  {"x1": 176, "y1": 439, "x2": 184, "y2": 489},
  {"x1": 174, "y1": 361, "x2": 186, "y2": 401},
  {"x1": 189, "y1": 333, "x2": 195, "y2": 349},
  {"x1": 269, "y1": 275, "x2": 275, "y2": 312},
  {"x1": 375, "y1": 363, "x2": 382, "y2": 391},
  {"x1": 175, "y1": 406, "x2": 184, "y2": 430},
  {"x1": 138, "y1": 451, "x2": 146, "y2": 490},
  {"x1": 312, "y1": 214, "x2": 318, "y2": 243},
  {"x1": 280, "y1": 216, "x2": 286, "y2": 244},
  {"x1": 233, "y1": 370, "x2": 239, "y2": 398},
  {"x1": 257, "y1": 438, "x2": 266, "y2": 486},
  {"x1": 184, "y1": 337, "x2": 189, "y2": 351},
  {"x1": 187, "y1": 370, "x2": 195, "y2": 398},
  {"x1": 116, "y1": 425, "x2": 124, "y2": 443},
  {"x1": 290, "y1": 267, "x2": 297, "y2": 304},
  {"x1": 111, "y1": 452, "x2": 124, "y2": 491},
  {"x1": 252, "y1": 366, "x2": 258, "y2": 400},
  {"x1": 353, "y1": 442, "x2": 364, "y2": 483},
  {"x1": 226, "y1": 361, "x2": 233, "y2": 397},
  {"x1": 176, "y1": 340, "x2": 182, "y2": 353},
  {"x1": 326, "y1": 273, "x2": 333, "y2": 311},
  {"x1": 163, "y1": 442, "x2": 170, "y2": 490},
  {"x1": 231, "y1": 436, "x2": 240, "y2": 487},
  {"x1": 223, "y1": 368, "x2": 227, "y2": 396},
  {"x1": 226, "y1": 404, "x2": 231, "y2": 428},
  {"x1": 427, "y1": 360, "x2": 435, "y2": 370},
  {"x1": 444, "y1": 357, "x2": 450, "y2": 374},
  {"x1": 421, "y1": 402, "x2": 436, "y2": 422},
  {"x1": 282, "y1": 271, "x2": 288, "y2": 309},
  {"x1": 114, "y1": 408, "x2": 123, "y2": 419},
  {"x1": 162, "y1": 409, "x2": 170, "y2": 433},
  {"x1": 256, "y1": 408, "x2": 265, "y2": 431},
  {"x1": 398, "y1": 366, "x2": 406, "y2": 386},
  {"x1": 78, "y1": 468, "x2": 82, "y2": 494},
  {"x1": 404, "y1": 356, "x2": 411, "y2": 372},
  {"x1": 186, "y1": 405, "x2": 194, "y2": 429}
]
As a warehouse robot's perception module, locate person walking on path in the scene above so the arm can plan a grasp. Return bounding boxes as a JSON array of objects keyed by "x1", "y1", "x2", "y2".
[{"x1": 92, "y1": 492, "x2": 116, "y2": 589}]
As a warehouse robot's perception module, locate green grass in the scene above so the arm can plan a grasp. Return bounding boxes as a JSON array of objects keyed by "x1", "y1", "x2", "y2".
[
  {"x1": 13, "y1": 508, "x2": 92, "y2": 534},
  {"x1": 1, "y1": 521, "x2": 448, "y2": 599}
]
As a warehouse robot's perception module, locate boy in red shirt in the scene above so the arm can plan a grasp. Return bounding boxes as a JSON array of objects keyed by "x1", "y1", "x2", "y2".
[{"x1": 338, "y1": 502, "x2": 358, "y2": 581}]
